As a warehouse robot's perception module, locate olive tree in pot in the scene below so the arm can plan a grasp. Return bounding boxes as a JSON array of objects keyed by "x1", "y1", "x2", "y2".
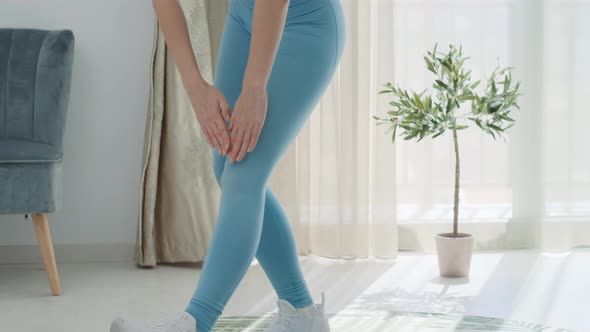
[{"x1": 374, "y1": 44, "x2": 520, "y2": 277}]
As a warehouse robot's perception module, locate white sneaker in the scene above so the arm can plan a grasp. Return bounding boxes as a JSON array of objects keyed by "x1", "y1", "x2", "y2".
[
  {"x1": 265, "y1": 292, "x2": 331, "y2": 332},
  {"x1": 110, "y1": 312, "x2": 197, "y2": 332}
]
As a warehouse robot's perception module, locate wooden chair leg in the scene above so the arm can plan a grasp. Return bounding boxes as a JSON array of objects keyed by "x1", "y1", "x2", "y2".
[{"x1": 32, "y1": 213, "x2": 61, "y2": 296}]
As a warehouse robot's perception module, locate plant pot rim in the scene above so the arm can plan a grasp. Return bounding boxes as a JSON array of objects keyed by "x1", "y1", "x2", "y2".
[{"x1": 436, "y1": 232, "x2": 473, "y2": 239}]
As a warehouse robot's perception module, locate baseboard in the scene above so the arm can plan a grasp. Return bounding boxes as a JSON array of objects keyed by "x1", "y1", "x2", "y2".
[{"x1": 0, "y1": 243, "x2": 135, "y2": 264}]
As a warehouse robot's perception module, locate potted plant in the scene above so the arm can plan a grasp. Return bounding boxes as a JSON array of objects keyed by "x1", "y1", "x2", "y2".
[{"x1": 374, "y1": 44, "x2": 520, "y2": 277}]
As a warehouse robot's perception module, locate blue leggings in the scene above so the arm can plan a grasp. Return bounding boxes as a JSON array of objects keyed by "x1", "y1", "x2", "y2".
[{"x1": 185, "y1": 1, "x2": 345, "y2": 331}]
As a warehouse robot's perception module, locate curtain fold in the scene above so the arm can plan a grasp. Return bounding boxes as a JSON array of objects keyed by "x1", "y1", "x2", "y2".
[
  {"x1": 136, "y1": 0, "x2": 228, "y2": 266},
  {"x1": 271, "y1": 0, "x2": 399, "y2": 258}
]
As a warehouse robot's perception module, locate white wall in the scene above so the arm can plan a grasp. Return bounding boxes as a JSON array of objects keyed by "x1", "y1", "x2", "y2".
[{"x1": 0, "y1": 1, "x2": 155, "y2": 259}]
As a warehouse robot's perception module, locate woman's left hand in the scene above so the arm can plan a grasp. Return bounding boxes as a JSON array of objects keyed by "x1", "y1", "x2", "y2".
[{"x1": 227, "y1": 85, "x2": 268, "y2": 163}]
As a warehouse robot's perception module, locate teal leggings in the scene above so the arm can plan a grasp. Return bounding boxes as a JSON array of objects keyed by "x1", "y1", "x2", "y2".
[{"x1": 185, "y1": 1, "x2": 345, "y2": 331}]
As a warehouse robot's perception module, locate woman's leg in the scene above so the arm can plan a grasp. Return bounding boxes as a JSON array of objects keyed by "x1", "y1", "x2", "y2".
[
  {"x1": 255, "y1": 190, "x2": 314, "y2": 308},
  {"x1": 213, "y1": 149, "x2": 314, "y2": 310},
  {"x1": 205, "y1": 5, "x2": 314, "y2": 315},
  {"x1": 213, "y1": 146, "x2": 314, "y2": 309},
  {"x1": 186, "y1": 1, "x2": 345, "y2": 331},
  {"x1": 186, "y1": 14, "x2": 253, "y2": 332},
  {"x1": 253, "y1": 0, "x2": 346, "y2": 311}
]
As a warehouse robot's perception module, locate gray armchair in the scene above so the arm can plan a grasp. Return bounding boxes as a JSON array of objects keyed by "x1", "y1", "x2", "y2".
[{"x1": 0, "y1": 28, "x2": 75, "y2": 296}]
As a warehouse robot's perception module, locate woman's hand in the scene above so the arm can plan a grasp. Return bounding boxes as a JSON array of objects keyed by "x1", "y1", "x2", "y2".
[
  {"x1": 227, "y1": 85, "x2": 268, "y2": 163},
  {"x1": 151, "y1": 0, "x2": 231, "y2": 154},
  {"x1": 223, "y1": 0, "x2": 287, "y2": 162},
  {"x1": 189, "y1": 82, "x2": 232, "y2": 155}
]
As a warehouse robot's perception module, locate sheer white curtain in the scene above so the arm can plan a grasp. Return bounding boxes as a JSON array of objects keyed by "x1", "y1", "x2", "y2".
[{"x1": 271, "y1": 0, "x2": 590, "y2": 258}]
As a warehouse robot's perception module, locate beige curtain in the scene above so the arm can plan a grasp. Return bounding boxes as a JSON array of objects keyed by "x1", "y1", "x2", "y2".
[{"x1": 136, "y1": 0, "x2": 229, "y2": 266}]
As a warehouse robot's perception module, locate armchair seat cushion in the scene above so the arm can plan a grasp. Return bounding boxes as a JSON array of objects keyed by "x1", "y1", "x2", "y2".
[
  {"x1": 0, "y1": 139, "x2": 62, "y2": 164},
  {"x1": 0, "y1": 162, "x2": 62, "y2": 214}
]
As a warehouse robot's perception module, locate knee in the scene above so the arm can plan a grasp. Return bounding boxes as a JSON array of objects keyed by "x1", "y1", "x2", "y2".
[{"x1": 219, "y1": 163, "x2": 268, "y2": 196}]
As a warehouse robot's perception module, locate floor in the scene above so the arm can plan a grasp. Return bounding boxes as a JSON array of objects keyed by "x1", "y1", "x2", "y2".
[{"x1": 0, "y1": 249, "x2": 588, "y2": 332}]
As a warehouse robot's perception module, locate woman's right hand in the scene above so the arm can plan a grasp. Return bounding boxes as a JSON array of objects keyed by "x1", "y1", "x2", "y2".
[{"x1": 188, "y1": 82, "x2": 232, "y2": 156}]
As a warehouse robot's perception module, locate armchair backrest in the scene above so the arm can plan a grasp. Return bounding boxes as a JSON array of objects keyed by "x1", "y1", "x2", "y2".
[{"x1": 0, "y1": 29, "x2": 75, "y2": 148}]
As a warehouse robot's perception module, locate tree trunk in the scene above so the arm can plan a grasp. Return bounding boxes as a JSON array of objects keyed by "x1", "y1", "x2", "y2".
[{"x1": 452, "y1": 128, "x2": 460, "y2": 237}]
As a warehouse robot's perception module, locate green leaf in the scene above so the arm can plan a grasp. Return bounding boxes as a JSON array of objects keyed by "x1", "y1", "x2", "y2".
[
  {"x1": 432, "y1": 129, "x2": 446, "y2": 138},
  {"x1": 435, "y1": 80, "x2": 448, "y2": 89},
  {"x1": 503, "y1": 74, "x2": 511, "y2": 93},
  {"x1": 413, "y1": 92, "x2": 424, "y2": 109},
  {"x1": 405, "y1": 132, "x2": 419, "y2": 140},
  {"x1": 441, "y1": 60, "x2": 452, "y2": 72},
  {"x1": 499, "y1": 113, "x2": 515, "y2": 122},
  {"x1": 471, "y1": 117, "x2": 485, "y2": 130},
  {"x1": 424, "y1": 57, "x2": 435, "y2": 73},
  {"x1": 418, "y1": 131, "x2": 426, "y2": 141},
  {"x1": 458, "y1": 95, "x2": 476, "y2": 101},
  {"x1": 488, "y1": 123, "x2": 503, "y2": 131},
  {"x1": 503, "y1": 123, "x2": 514, "y2": 131},
  {"x1": 488, "y1": 129, "x2": 497, "y2": 140},
  {"x1": 446, "y1": 100, "x2": 453, "y2": 113}
]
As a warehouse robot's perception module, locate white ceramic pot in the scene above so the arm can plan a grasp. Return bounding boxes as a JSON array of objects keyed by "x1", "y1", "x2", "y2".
[{"x1": 435, "y1": 232, "x2": 474, "y2": 278}]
